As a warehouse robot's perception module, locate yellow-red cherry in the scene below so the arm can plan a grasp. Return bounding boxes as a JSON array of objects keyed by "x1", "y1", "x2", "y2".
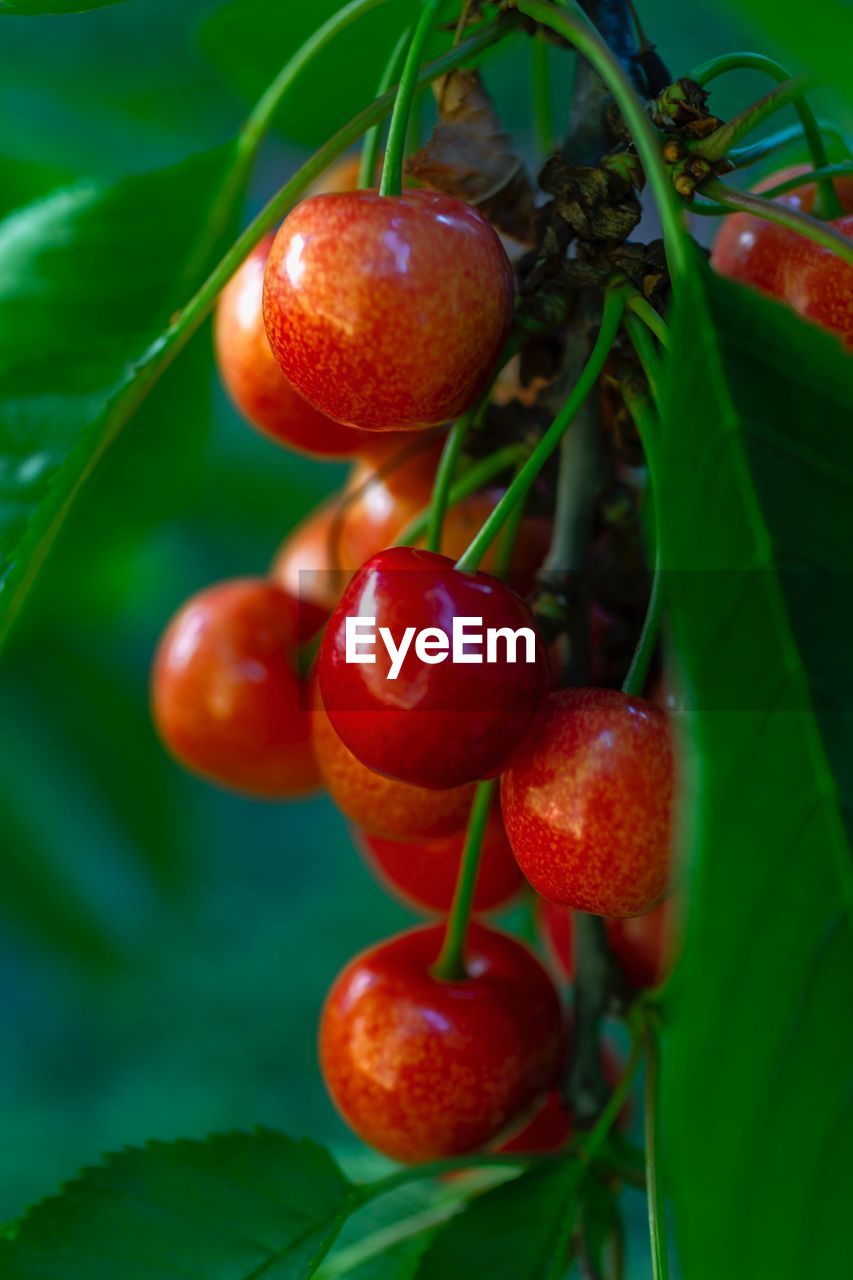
[
  {"x1": 319, "y1": 922, "x2": 563, "y2": 1163},
  {"x1": 502, "y1": 688, "x2": 674, "y2": 917},
  {"x1": 263, "y1": 190, "x2": 514, "y2": 431}
]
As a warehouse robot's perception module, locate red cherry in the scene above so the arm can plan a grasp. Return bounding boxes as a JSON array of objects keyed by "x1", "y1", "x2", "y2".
[
  {"x1": 312, "y1": 688, "x2": 474, "y2": 840},
  {"x1": 269, "y1": 501, "x2": 350, "y2": 640},
  {"x1": 214, "y1": 236, "x2": 370, "y2": 456},
  {"x1": 502, "y1": 688, "x2": 674, "y2": 917},
  {"x1": 711, "y1": 166, "x2": 853, "y2": 346},
  {"x1": 151, "y1": 578, "x2": 318, "y2": 797},
  {"x1": 354, "y1": 803, "x2": 522, "y2": 914},
  {"x1": 319, "y1": 922, "x2": 563, "y2": 1162},
  {"x1": 540, "y1": 898, "x2": 674, "y2": 990},
  {"x1": 318, "y1": 546, "x2": 550, "y2": 790},
  {"x1": 263, "y1": 190, "x2": 514, "y2": 431}
]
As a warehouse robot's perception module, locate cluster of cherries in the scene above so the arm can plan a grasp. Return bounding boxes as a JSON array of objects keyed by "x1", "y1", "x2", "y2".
[{"x1": 151, "y1": 151, "x2": 849, "y2": 1165}]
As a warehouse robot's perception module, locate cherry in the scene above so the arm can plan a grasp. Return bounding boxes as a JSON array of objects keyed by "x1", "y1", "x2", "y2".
[
  {"x1": 354, "y1": 804, "x2": 522, "y2": 914},
  {"x1": 312, "y1": 689, "x2": 475, "y2": 840},
  {"x1": 540, "y1": 898, "x2": 674, "y2": 990},
  {"x1": 318, "y1": 546, "x2": 550, "y2": 790},
  {"x1": 711, "y1": 166, "x2": 853, "y2": 346},
  {"x1": 501, "y1": 688, "x2": 674, "y2": 918},
  {"x1": 151, "y1": 578, "x2": 318, "y2": 797},
  {"x1": 215, "y1": 236, "x2": 369, "y2": 456},
  {"x1": 263, "y1": 190, "x2": 514, "y2": 431},
  {"x1": 269, "y1": 500, "x2": 349, "y2": 641},
  {"x1": 319, "y1": 922, "x2": 563, "y2": 1163}
]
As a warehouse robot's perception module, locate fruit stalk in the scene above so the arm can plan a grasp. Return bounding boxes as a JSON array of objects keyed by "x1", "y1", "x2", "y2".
[
  {"x1": 432, "y1": 780, "x2": 497, "y2": 982},
  {"x1": 641, "y1": 1008, "x2": 670, "y2": 1280},
  {"x1": 691, "y1": 73, "x2": 816, "y2": 162},
  {"x1": 701, "y1": 178, "x2": 853, "y2": 266},
  {"x1": 379, "y1": 0, "x2": 441, "y2": 197},
  {"x1": 359, "y1": 26, "x2": 412, "y2": 189}
]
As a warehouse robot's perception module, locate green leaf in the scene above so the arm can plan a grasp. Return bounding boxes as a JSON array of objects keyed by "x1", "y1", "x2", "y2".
[
  {"x1": 657, "y1": 261, "x2": 853, "y2": 1280},
  {"x1": 713, "y1": 0, "x2": 853, "y2": 107},
  {"x1": 199, "y1": 0, "x2": 437, "y2": 147},
  {"x1": 0, "y1": 1, "x2": 126, "y2": 12},
  {"x1": 0, "y1": 143, "x2": 239, "y2": 647},
  {"x1": 3, "y1": 1131, "x2": 357, "y2": 1278},
  {"x1": 416, "y1": 1163, "x2": 580, "y2": 1279}
]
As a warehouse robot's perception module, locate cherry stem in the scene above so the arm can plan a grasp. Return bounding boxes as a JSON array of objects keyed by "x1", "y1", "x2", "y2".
[
  {"x1": 379, "y1": 0, "x2": 441, "y2": 197},
  {"x1": 621, "y1": 380, "x2": 663, "y2": 698},
  {"x1": 359, "y1": 26, "x2": 412, "y2": 190},
  {"x1": 455, "y1": 290, "x2": 625, "y2": 574},
  {"x1": 531, "y1": 29, "x2": 555, "y2": 155},
  {"x1": 494, "y1": 458, "x2": 529, "y2": 578},
  {"x1": 690, "y1": 163, "x2": 853, "y2": 216},
  {"x1": 397, "y1": 443, "x2": 528, "y2": 547},
  {"x1": 624, "y1": 313, "x2": 662, "y2": 408},
  {"x1": 690, "y1": 73, "x2": 815, "y2": 164},
  {"x1": 432, "y1": 780, "x2": 496, "y2": 983},
  {"x1": 641, "y1": 1009, "x2": 669, "y2": 1280},
  {"x1": 577, "y1": 1014, "x2": 644, "y2": 1163},
  {"x1": 687, "y1": 52, "x2": 841, "y2": 219},
  {"x1": 729, "y1": 119, "x2": 851, "y2": 171},
  {"x1": 426, "y1": 418, "x2": 473, "y2": 554},
  {"x1": 625, "y1": 292, "x2": 669, "y2": 348},
  {"x1": 700, "y1": 178, "x2": 853, "y2": 266},
  {"x1": 514, "y1": 0, "x2": 691, "y2": 288}
]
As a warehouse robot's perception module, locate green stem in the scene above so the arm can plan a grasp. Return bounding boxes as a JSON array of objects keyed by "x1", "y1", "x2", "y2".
[
  {"x1": 455, "y1": 290, "x2": 625, "y2": 573},
  {"x1": 361, "y1": 1150, "x2": 535, "y2": 1202},
  {"x1": 729, "y1": 119, "x2": 851, "y2": 170},
  {"x1": 427, "y1": 418, "x2": 474, "y2": 554},
  {"x1": 757, "y1": 162, "x2": 853, "y2": 201},
  {"x1": 379, "y1": 0, "x2": 441, "y2": 196},
  {"x1": 531, "y1": 29, "x2": 555, "y2": 154},
  {"x1": 432, "y1": 780, "x2": 497, "y2": 982},
  {"x1": 515, "y1": 0, "x2": 691, "y2": 288},
  {"x1": 577, "y1": 1017, "x2": 643, "y2": 1164},
  {"x1": 687, "y1": 51, "x2": 841, "y2": 218},
  {"x1": 624, "y1": 313, "x2": 663, "y2": 406},
  {"x1": 702, "y1": 177, "x2": 853, "y2": 266},
  {"x1": 396, "y1": 444, "x2": 528, "y2": 547},
  {"x1": 621, "y1": 382, "x2": 662, "y2": 698},
  {"x1": 359, "y1": 27, "x2": 412, "y2": 189},
  {"x1": 625, "y1": 292, "x2": 669, "y2": 348},
  {"x1": 494, "y1": 459, "x2": 528, "y2": 578},
  {"x1": 691, "y1": 73, "x2": 815, "y2": 163},
  {"x1": 643, "y1": 1013, "x2": 669, "y2": 1280}
]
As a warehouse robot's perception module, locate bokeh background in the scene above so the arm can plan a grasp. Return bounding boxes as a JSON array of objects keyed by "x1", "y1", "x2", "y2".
[{"x1": 0, "y1": 0, "x2": 847, "y2": 1246}]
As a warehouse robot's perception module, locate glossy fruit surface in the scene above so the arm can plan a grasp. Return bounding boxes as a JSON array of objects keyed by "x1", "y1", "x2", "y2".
[
  {"x1": 502, "y1": 688, "x2": 674, "y2": 917},
  {"x1": 151, "y1": 579, "x2": 318, "y2": 796},
  {"x1": 711, "y1": 166, "x2": 853, "y2": 346},
  {"x1": 540, "y1": 898, "x2": 674, "y2": 990},
  {"x1": 263, "y1": 190, "x2": 514, "y2": 431},
  {"x1": 313, "y1": 691, "x2": 474, "y2": 840},
  {"x1": 319, "y1": 547, "x2": 550, "y2": 790},
  {"x1": 319, "y1": 922, "x2": 563, "y2": 1162},
  {"x1": 354, "y1": 804, "x2": 522, "y2": 914},
  {"x1": 215, "y1": 237, "x2": 369, "y2": 455}
]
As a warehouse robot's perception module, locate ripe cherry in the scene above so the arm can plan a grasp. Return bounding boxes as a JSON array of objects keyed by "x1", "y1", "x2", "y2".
[
  {"x1": 215, "y1": 236, "x2": 369, "y2": 456},
  {"x1": 354, "y1": 804, "x2": 522, "y2": 914},
  {"x1": 263, "y1": 190, "x2": 514, "y2": 431},
  {"x1": 711, "y1": 166, "x2": 853, "y2": 346},
  {"x1": 319, "y1": 547, "x2": 550, "y2": 790},
  {"x1": 151, "y1": 579, "x2": 319, "y2": 797},
  {"x1": 540, "y1": 898, "x2": 674, "y2": 990},
  {"x1": 319, "y1": 922, "x2": 563, "y2": 1163},
  {"x1": 312, "y1": 689, "x2": 474, "y2": 840},
  {"x1": 501, "y1": 688, "x2": 674, "y2": 917},
  {"x1": 269, "y1": 500, "x2": 349, "y2": 641}
]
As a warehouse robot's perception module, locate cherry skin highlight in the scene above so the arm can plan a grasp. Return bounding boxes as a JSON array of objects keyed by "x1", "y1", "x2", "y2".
[
  {"x1": 501, "y1": 688, "x2": 674, "y2": 917},
  {"x1": 215, "y1": 237, "x2": 370, "y2": 456},
  {"x1": 540, "y1": 898, "x2": 674, "y2": 990},
  {"x1": 263, "y1": 190, "x2": 515, "y2": 431},
  {"x1": 711, "y1": 166, "x2": 853, "y2": 346},
  {"x1": 312, "y1": 690, "x2": 475, "y2": 840},
  {"x1": 318, "y1": 546, "x2": 550, "y2": 790},
  {"x1": 151, "y1": 579, "x2": 319, "y2": 797},
  {"x1": 354, "y1": 804, "x2": 522, "y2": 914},
  {"x1": 319, "y1": 922, "x2": 563, "y2": 1163}
]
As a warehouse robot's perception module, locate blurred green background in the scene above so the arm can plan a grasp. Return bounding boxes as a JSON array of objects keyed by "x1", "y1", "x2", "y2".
[{"x1": 0, "y1": 0, "x2": 847, "y2": 1242}]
